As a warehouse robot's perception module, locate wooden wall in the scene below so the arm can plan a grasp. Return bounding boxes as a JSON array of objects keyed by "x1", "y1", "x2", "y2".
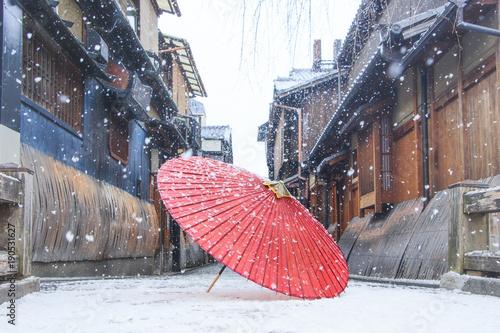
[
  {"x1": 172, "y1": 59, "x2": 190, "y2": 115},
  {"x1": 139, "y1": 0, "x2": 159, "y2": 53},
  {"x1": 431, "y1": 66, "x2": 499, "y2": 191},
  {"x1": 392, "y1": 127, "x2": 420, "y2": 204},
  {"x1": 20, "y1": 75, "x2": 152, "y2": 201},
  {"x1": 301, "y1": 83, "x2": 337, "y2": 159},
  {"x1": 465, "y1": 72, "x2": 500, "y2": 180}
]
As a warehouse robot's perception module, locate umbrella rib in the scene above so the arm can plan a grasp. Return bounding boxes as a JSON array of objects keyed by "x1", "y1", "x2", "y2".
[
  {"x1": 159, "y1": 183, "x2": 263, "y2": 199},
  {"x1": 220, "y1": 191, "x2": 276, "y2": 269},
  {"x1": 231, "y1": 192, "x2": 276, "y2": 278},
  {"x1": 277, "y1": 198, "x2": 294, "y2": 297},
  {"x1": 254, "y1": 193, "x2": 280, "y2": 291},
  {"x1": 291, "y1": 201, "x2": 348, "y2": 296},
  {"x1": 295, "y1": 200, "x2": 349, "y2": 281},
  {"x1": 189, "y1": 191, "x2": 271, "y2": 249},
  {"x1": 285, "y1": 201, "x2": 315, "y2": 298},
  {"x1": 169, "y1": 189, "x2": 269, "y2": 223},
  {"x1": 293, "y1": 209, "x2": 330, "y2": 297}
]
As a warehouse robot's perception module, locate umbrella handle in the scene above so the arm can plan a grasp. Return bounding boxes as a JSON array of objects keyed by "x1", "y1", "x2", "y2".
[{"x1": 206, "y1": 265, "x2": 226, "y2": 293}]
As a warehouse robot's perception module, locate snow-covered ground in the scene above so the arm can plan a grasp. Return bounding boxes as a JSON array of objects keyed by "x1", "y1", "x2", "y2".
[{"x1": 2, "y1": 264, "x2": 500, "y2": 333}]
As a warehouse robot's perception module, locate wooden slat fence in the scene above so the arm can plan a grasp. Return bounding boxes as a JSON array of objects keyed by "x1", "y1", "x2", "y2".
[{"x1": 21, "y1": 145, "x2": 159, "y2": 263}]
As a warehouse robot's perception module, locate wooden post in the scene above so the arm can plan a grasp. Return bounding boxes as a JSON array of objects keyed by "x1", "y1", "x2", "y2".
[
  {"x1": 448, "y1": 181, "x2": 490, "y2": 274},
  {"x1": 373, "y1": 118, "x2": 382, "y2": 213},
  {"x1": 0, "y1": 167, "x2": 33, "y2": 277}
]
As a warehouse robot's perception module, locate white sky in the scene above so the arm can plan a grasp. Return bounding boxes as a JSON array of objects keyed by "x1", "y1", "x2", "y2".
[{"x1": 158, "y1": 0, "x2": 361, "y2": 177}]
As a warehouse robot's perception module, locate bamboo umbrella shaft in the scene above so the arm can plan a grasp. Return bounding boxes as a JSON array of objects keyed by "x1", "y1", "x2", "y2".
[{"x1": 206, "y1": 265, "x2": 226, "y2": 293}]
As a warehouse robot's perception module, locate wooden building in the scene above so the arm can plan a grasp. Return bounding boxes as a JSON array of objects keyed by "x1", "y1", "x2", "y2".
[
  {"x1": 261, "y1": 39, "x2": 343, "y2": 215},
  {"x1": 262, "y1": 0, "x2": 500, "y2": 279},
  {"x1": 0, "y1": 0, "x2": 208, "y2": 277},
  {"x1": 201, "y1": 125, "x2": 233, "y2": 163}
]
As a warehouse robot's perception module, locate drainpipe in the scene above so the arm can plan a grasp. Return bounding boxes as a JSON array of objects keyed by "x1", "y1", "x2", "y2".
[
  {"x1": 456, "y1": 2, "x2": 500, "y2": 37},
  {"x1": 420, "y1": 67, "x2": 430, "y2": 208}
]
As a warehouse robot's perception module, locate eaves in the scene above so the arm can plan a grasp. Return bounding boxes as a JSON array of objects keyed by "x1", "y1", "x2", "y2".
[{"x1": 275, "y1": 70, "x2": 341, "y2": 99}]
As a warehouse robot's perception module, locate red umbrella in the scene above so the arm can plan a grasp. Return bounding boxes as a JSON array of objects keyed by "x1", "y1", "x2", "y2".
[{"x1": 157, "y1": 156, "x2": 348, "y2": 299}]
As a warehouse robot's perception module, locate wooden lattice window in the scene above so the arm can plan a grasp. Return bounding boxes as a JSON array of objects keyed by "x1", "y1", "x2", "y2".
[
  {"x1": 109, "y1": 110, "x2": 130, "y2": 165},
  {"x1": 22, "y1": 18, "x2": 83, "y2": 132}
]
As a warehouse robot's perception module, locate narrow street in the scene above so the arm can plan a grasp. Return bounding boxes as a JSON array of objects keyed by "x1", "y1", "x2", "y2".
[{"x1": 2, "y1": 264, "x2": 499, "y2": 333}]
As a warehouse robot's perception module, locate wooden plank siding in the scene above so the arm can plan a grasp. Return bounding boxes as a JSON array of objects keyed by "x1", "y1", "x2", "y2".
[
  {"x1": 21, "y1": 145, "x2": 159, "y2": 262},
  {"x1": 392, "y1": 127, "x2": 420, "y2": 204},
  {"x1": 346, "y1": 199, "x2": 423, "y2": 278},
  {"x1": 301, "y1": 83, "x2": 337, "y2": 159},
  {"x1": 337, "y1": 214, "x2": 372, "y2": 260},
  {"x1": 396, "y1": 190, "x2": 450, "y2": 280},
  {"x1": 465, "y1": 71, "x2": 500, "y2": 180},
  {"x1": 342, "y1": 191, "x2": 450, "y2": 280}
]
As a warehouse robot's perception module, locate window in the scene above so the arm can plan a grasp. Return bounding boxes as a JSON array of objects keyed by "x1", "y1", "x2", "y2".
[
  {"x1": 202, "y1": 139, "x2": 222, "y2": 152},
  {"x1": 22, "y1": 17, "x2": 83, "y2": 132},
  {"x1": 109, "y1": 110, "x2": 130, "y2": 164}
]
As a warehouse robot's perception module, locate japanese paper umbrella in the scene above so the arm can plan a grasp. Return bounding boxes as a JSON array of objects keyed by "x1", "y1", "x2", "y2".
[{"x1": 157, "y1": 156, "x2": 348, "y2": 299}]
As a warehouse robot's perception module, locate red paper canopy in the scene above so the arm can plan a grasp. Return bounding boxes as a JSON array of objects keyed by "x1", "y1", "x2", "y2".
[{"x1": 158, "y1": 156, "x2": 348, "y2": 298}]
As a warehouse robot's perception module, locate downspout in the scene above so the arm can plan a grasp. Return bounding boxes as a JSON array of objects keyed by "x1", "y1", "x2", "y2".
[
  {"x1": 455, "y1": 1, "x2": 500, "y2": 37},
  {"x1": 420, "y1": 67, "x2": 430, "y2": 209}
]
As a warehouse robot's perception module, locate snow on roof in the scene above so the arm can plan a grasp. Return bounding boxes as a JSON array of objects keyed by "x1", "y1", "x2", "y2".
[
  {"x1": 201, "y1": 125, "x2": 232, "y2": 142},
  {"x1": 190, "y1": 99, "x2": 206, "y2": 116},
  {"x1": 274, "y1": 68, "x2": 339, "y2": 97}
]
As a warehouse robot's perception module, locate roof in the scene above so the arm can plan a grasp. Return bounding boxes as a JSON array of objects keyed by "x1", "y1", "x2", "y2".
[
  {"x1": 274, "y1": 68, "x2": 339, "y2": 97},
  {"x1": 190, "y1": 99, "x2": 206, "y2": 116},
  {"x1": 159, "y1": 33, "x2": 207, "y2": 97},
  {"x1": 201, "y1": 126, "x2": 232, "y2": 143}
]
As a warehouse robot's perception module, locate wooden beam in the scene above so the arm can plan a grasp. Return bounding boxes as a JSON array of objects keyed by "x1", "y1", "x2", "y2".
[
  {"x1": 159, "y1": 46, "x2": 186, "y2": 53},
  {"x1": 469, "y1": 0, "x2": 497, "y2": 6},
  {"x1": 464, "y1": 186, "x2": 500, "y2": 214},
  {"x1": 328, "y1": 152, "x2": 349, "y2": 166},
  {"x1": 464, "y1": 253, "x2": 500, "y2": 274},
  {"x1": 458, "y1": 39, "x2": 470, "y2": 181},
  {"x1": 0, "y1": 252, "x2": 18, "y2": 276},
  {"x1": 275, "y1": 104, "x2": 301, "y2": 111},
  {"x1": 373, "y1": 119, "x2": 382, "y2": 213},
  {"x1": 363, "y1": 96, "x2": 396, "y2": 115},
  {"x1": 448, "y1": 183, "x2": 490, "y2": 273},
  {"x1": 360, "y1": 191, "x2": 376, "y2": 210},
  {"x1": 0, "y1": 173, "x2": 20, "y2": 204}
]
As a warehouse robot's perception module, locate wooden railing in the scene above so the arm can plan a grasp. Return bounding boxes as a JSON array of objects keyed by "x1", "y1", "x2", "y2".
[{"x1": 449, "y1": 182, "x2": 500, "y2": 276}]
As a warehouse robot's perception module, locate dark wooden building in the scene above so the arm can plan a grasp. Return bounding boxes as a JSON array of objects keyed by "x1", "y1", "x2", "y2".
[
  {"x1": 0, "y1": 0, "x2": 208, "y2": 277},
  {"x1": 261, "y1": 39, "x2": 342, "y2": 211},
  {"x1": 201, "y1": 125, "x2": 233, "y2": 164},
  {"x1": 262, "y1": 0, "x2": 500, "y2": 280}
]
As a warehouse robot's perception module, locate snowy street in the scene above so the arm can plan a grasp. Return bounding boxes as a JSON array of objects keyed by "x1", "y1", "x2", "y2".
[{"x1": 1, "y1": 264, "x2": 500, "y2": 333}]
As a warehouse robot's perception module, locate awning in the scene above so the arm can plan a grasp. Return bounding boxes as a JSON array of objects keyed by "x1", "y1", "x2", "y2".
[
  {"x1": 316, "y1": 149, "x2": 349, "y2": 175},
  {"x1": 160, "y1": 34, "x2": 207, "y2": 98}
]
